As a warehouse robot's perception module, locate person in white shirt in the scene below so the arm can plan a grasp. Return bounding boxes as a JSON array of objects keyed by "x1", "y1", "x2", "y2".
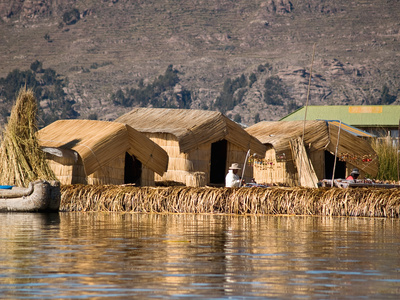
[{"x1": 225, "y1": 163, "x2": 244, "y2": 187}]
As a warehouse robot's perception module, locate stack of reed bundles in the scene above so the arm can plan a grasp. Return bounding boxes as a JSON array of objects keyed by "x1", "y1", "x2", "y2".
[
  {"x1": 60, "y1": 185, "x2": 400, "y2": 218},
  {"x1": 0, "y1": 88, "x2": 56, "y2": 186}
]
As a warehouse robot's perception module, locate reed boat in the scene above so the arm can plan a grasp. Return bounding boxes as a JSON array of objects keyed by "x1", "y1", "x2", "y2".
[
  {"x1": 0, "y1": 180, "x2": 61, "y2": 212},
  {"x1": 319, "y1": 179, "x2": 400, "y2": 189}
]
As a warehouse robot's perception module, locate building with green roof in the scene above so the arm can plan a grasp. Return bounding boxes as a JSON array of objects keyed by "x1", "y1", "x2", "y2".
[{"x1": 280, "y1": 105, "x2": 400, "y2": 137}]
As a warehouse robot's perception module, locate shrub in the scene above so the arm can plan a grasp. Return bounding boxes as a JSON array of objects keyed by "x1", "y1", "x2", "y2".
[
  {"x1": 249, "y1": 73, "x2": 257, "y2": 87},
  {"x1": 42, "y1": 68, "x2": 57, "y2": 85},
  {"x1": 233, "y1": 113, "x2": 242, "y2": 123},
  {"x1": 0, "y1": 62, "x2": 78, "y2": 128},
  {"x1": 213, "y1": 75, "x2": 248, "y2": 113},
  {"x1": 264, "y1": 76, "x2": 290, "y2": 106},
  {"x1": 0, "y1": 69, "x2": 39, "y2": 102},
  {"x1": 44, "y1": 33, "x2": 51, "y2": 42},
  {"x1": 257, "y1": 63, "x2": 272, "y2": 73},
  {"x1": 63, "y1": 8, "x2": 80, "y2": 25},
  {"x1": 30, "y1": 60, "x2": 43, "y2": 73},
  {"x1": 379, "y1": 85, "x2": 397, "y2": 105},
  {"x1": 112, "y1": 65, "x2": 191, "y2": 109},
  {"x1": 88, "y1": 113, "x2": 98, "y2": 120}
]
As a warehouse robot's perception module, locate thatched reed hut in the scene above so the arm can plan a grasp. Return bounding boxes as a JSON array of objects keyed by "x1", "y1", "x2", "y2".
[
  {"x1": 246, "y1": 120, "x2": 378, "y2": 187},
  {"x1": 37, "y1": 120, "x2": 168, "y2": 186},
  {"x1": 116, "y1": 108, "x2": 266, "y2": 187}
]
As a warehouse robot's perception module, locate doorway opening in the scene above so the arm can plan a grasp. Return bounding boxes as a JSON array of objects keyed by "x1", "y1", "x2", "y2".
[
  {"x1": 324, "y1": 151, "x2": 346, "y2": 179},
  {"x1": 124, "y1": 152, "x2": 142, "y2": 185},
  {"x1": 210, "y1": 139, "x2": 227, "y2": 185}
]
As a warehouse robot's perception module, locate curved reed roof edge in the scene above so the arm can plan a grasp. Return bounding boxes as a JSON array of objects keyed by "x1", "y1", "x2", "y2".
[
  {"x1": 246, "y1": 120, "x2": 329, "y2": 153},
  {"x1": 224, "y1": 119, "x2": 266, "y2": 155},
  {"x1": 116, "y1": 108, "x2": 266, "y2": 154},
  {"x1": 37, "y1": 119, "x2": 168, "y2": 176},
  {"x1": 246, "y1": 120, "x2": 378, "y2": 176},
  {"x1": 326, "y1": 123, "x2": 378, "y2": 176},
  {"x1": 115, "y1": 108, "x2": 221, "y2": 137},
  {"x1": 125, "y1": 126, "x2": 168, "y2": 175}
]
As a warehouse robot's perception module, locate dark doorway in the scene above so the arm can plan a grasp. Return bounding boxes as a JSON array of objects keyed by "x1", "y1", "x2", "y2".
[
  {"x1": 124, "y1": 153, "x2": 142, "y2": 185},
  {"x1": 210, "y1": 139, "x2": 227, "y2": 185},
  {"x1": 324, "y1": 151, "x2": 346, "y2": 179}
]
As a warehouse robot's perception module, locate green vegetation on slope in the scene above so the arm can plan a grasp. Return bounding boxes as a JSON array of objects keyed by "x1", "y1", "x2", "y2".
[
  {"x1": 0, "y1": 61, "x2": 78, "y2": 128},
  {"x1": 111, "y1": 65, "x2": 192, "y2": 109}
]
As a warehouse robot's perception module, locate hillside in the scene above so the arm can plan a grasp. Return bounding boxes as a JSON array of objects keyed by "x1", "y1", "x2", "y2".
[{"x1": 0, "y1": 0, "x2": 399, "y2": 127}]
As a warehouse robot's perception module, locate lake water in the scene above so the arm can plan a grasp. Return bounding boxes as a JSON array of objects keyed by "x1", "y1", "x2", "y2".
[{"x1": 1, "y1": 212, "x2": 399, "y2": 299}]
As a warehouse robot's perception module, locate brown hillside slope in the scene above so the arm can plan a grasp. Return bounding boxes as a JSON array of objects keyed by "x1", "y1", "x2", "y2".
[{"x1": 0, "y1": 0, "x2": 399, "y2": 125}]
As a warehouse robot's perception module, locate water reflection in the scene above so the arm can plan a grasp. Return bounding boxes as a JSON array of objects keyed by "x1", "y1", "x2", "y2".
[{"x1": 0, "y1": 213, "x2": 399, "y2": 299}]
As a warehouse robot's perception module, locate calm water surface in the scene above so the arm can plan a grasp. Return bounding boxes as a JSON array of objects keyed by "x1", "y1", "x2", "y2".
[{"x1": 0, "y1": 212, "x2": 399, "y2": 299}]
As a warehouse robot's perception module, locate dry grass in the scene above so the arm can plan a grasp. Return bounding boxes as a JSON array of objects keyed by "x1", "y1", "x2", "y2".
[
  {"x1": 60, "y1": 185, "x2": 400, "y2": 218},
  {"x1": 0, "y1": 88, "x2": 57, "y2": 186},
  {"x1": 371, "y1": 138, "x2": 399, "y2": 181}
]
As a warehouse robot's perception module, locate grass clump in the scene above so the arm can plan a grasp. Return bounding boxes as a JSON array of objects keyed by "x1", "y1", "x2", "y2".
[{"x1": 371, "y1": 138, "x2": 399, "y2": 181}]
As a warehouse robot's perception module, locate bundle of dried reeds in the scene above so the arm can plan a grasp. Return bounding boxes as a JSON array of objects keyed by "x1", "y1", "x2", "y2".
[
  {"x1": 60, "y1": 185, "x2": 400, "y2": 218},
  {"x1": 0, "y1": 88, "x2": 56, "y2": 186}
]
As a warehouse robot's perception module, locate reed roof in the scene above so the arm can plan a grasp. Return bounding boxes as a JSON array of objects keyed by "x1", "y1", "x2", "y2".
[
  {"x1": 116, "y1": 108, "x2": 266, "y2": 154},
  {"x1": 246, "y1": 120, "x2": 330, "y2": 154},
  {"x1": 37, "y1": 120, "x2": 168, "y2": 176},
  {"x1": 246, "y1": 120, "x2": 378, "y2": 176}
]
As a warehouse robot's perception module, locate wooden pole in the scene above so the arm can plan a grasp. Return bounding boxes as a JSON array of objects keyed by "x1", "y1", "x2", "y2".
[
  {"x1": 397, "y1": 119, "x2": 400, "y2": 182},
  {"x1": 331, "y1": 121, "x2": 342, "y2": 187},
  {"x1": 240, "y1": 149, "x2": 251, "y2": 187},
  {"x1": 299, "y1": 43, "x2": 316, "y2": 185}
]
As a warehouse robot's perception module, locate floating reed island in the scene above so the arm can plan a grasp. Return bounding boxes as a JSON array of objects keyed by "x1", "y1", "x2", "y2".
[{"x1": 61, "y1": 185, "x2": 400, "y2": 218}]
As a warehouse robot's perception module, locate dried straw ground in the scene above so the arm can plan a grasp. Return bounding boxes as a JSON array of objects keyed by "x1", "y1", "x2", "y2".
[
  {"x1": 61, "y1": 185, "x2": 400, "y2": 218},
  {"x1": 0, "y1": 88, "x2": 56, "y2": 186}
]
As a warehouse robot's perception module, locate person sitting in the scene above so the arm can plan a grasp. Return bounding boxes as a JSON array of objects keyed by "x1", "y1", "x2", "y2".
[
  {"x1": 346, "y1": 168, "x2": 360, "y2": 181},
  {"x1": 225, "y1": 163, "x2": 244, "y2": 187}
]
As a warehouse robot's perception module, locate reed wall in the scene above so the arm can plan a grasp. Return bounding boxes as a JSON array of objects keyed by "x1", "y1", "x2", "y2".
[
  {"x1": 147, "y1": 133, "x2": 253, "y2": 187},
  {"x1": 252, "y1": 147, "x2": 367, "y2": 187},
  {"x1": 226, "y1": 143, "x2": 253, "y2": 182},
  {"x1": 309, "y1": 150, "x2": 325, "y2": 179},
  {"x1": 48, "y1": 152, "x2": 155, "y2": 186},
  {"x1": 48, "y1": 159, "x2": 87, "y2": 185},
  {"x1": 142, "y1": 166, "x2": 155, "y2": 186},
  {"x1": 60, "y1": 185, "x2": 400, "y2": 218},
  {"x1": 253, "y1": 147, "x2": 297, "y2": 186},
  {"x1": 187, "y1": 143, "x2": 211, "y2": 174},
  {"x1": 88, "y1": 153, "x2": 125, "y2": 185},
  {"x1": 149, "y1": 133, "x2": 189, "y2": 184}
]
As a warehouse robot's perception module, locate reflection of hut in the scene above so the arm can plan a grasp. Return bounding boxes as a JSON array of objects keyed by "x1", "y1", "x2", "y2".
[
  {"x1": 246, "y1": 120, "x2": 378, "y2": 187},
  {"x1": 37, "y1": 120, "x2": 168, "y2": 186},
  {"x1": 116, "y1": 108, "x2": 266, "y2": 187}
]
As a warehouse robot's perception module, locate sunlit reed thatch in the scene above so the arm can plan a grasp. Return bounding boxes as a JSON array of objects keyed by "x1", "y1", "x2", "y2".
[
  {"x1": 60, "y1": 185, "x2": 400, "y2": 218},
  {"x1": 115, "y1": 108, "x2": 266, "y2": 185},
  {"x1": 0, "y1": 88, "x2": 56, "y2": 186}
]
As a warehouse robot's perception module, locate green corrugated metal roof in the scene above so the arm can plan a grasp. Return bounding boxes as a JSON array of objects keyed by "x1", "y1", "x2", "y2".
[{"x1": 280, "y1": 105, "x2": 400, "y2": 127}]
